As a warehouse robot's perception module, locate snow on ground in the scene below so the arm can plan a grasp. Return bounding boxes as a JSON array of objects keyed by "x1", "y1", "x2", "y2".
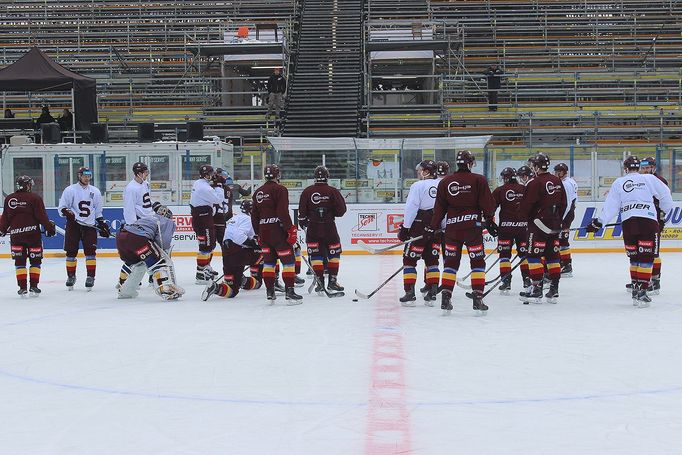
[{"x1": 1, "y1": 252, "x2": 681, "y2": 454}]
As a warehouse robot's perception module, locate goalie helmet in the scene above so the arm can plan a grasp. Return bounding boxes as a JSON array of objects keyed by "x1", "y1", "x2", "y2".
[
  {"x1": 623, "y1": 155, "x2": 640, "y2": 170},
  {"x1": 436, "y1": 161, "x2": 450, "y2": 177},
  {"x1": 153, "y1": 204, "x2": 173, "y2": 219},
  {"x1": 240, "y1": 199, "x2": 253, "y2": 215},
  {"x1": 264, "y1": 164, "x2": 280, "y2": 180},
  {"x1": 132, "y1": 161, "x2": 148, "y2": 176},
  {"x1": 16, "y1": 175, "x2": 34, "y2": 192},
  {"x1": 314, "y1": 165, "x2": 329, "y2": 182}
]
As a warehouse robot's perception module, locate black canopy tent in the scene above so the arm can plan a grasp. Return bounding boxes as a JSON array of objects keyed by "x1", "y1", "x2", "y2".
[{"x1": 0, "y1": 47, "x2": 98, "y2": 133}]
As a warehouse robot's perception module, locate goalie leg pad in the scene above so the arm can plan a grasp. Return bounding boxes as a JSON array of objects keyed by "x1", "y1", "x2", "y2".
[
  {"x1": 118, "y1": 262, "x2": 146, "y2": 298},
  {"x1": 149, "y1": 259, "x2": 184, "y2": 300}
]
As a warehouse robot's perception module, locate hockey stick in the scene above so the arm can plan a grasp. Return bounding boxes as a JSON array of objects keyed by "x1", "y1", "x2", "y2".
[
  {"x1": 456, "y1": 254, "x2": 518, "y2": 290},
  {"x1": 357, "y1": 230, "x2": 441, "y2": 255},
  {"x1": 296, "y1": 242, "x2": 344, "y2": 298},
  {"x1": 355, "y1": 265, "x2": 405, "y2": 300},
  {"x1": 466, "y1": 259, "x2": 524, "y2": 300},
  {"x1": 455, "y1": 250, "x2": 499, "y2": 289},
  {"x1": 534, "y1": 218, "x2": 621, "y2": 235}
]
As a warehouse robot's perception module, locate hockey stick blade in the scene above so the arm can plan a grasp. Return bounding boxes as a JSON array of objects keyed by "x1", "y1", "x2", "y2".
[
  {"x1": 356, "y1": 240, "x2": 380, "y2": 254},
  {"x1": 354, "y1": 289, "x2": 371, "y2": 300}
]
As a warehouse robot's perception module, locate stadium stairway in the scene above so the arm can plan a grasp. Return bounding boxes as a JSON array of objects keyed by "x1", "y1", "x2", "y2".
[{"x1": 282, "y1": 0, "x2": 363, "y2": 138}]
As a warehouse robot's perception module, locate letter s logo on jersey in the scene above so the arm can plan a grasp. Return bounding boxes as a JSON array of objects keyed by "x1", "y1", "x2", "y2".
[{"x1": 447, "y1": 181, "x2": 472, "y2": 197}]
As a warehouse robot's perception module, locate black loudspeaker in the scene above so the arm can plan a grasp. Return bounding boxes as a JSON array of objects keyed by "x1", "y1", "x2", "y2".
[
  {"x1": 187, "y1": 121, "x2": 204, "y2": 142},
  {"x1": 138, "y1": 122, "x2": 155, "y2": 142},
  {"x1": 90, "y1": 123, "x2": 109, "y2": 143},
  {"x1": 41, "y1": 122, "x2": 61, "y2": 144}
]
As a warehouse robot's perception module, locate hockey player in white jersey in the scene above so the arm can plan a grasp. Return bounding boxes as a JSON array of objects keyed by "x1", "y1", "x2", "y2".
[
  {"x1": 202, "y1": 200, "x2": 263, "y2": 301},
  {"x1": 116, "y1": 204, "x2": 184, "y2": 300},
  {"x1": 190, "y1": 164, "x2": 223, "y2": 283},
  {"x1": 58, "y1": 166, "x2": 110, "y2": 291},
  {"x1": 586, "y1": 155, "x2": 672, "y2": 307},
  {"x1": 398, "y1": 160, "x2": 440, "y2": 306},
  {"x1": 554, "y1": 163, "x2": 578, "y2": 276}
]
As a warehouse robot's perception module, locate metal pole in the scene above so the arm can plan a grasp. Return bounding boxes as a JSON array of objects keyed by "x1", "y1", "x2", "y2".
[
  {"x1": 71, "y1": 88, "x2": 77, "y2": 143},
  {"x1": 250, "y1": 155, "x2": 255, "y2": 193},
  {"x1": 322, "y1": 153, "x2": 326, "y2": 167}
]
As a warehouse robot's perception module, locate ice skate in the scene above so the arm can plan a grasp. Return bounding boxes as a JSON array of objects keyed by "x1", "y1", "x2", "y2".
[
  {"x1": 498, "y1": 275, "x2": 512, "y2": 295},
  {"x1": 520, "y1": 282, "x2": 542, "y2": 304},
  {"x1": 399, "y1": 286, "x2": 416, "y2": 307},
  {"x1": 419, "y1": 283, "x2": 429, "y2": 296},
  {"x1": 423, "y1": 284, "x2": 438, "y2": 307},
  {"x1": 29, "y1": 286, "x2": 41, "y2": 297},
  {"x1": 266, "y1": 287, "x2": 276, "y2": 304},
  {"x1": 441, "y1": 290, "x2": 453, "y2": 315},
  {"x1": 560, "y1": 263, "x2": 573, "y2": 278},
  {"x1": 294, "y1": 275, "x2": 305, "y2": 287},
  {"x1": 285, "y1": 287, "x2": 303, "y2": 305},
  {"x1": 201, "y1": 280, "x2": 219, "y2": 301},
  {"x1": 471, "y1": 291, "x2": 488, "y2": 315},
  {"x1": 66, "y1": 275, "x2": 76, "y2": 291},
  {"x1": 327, "y1": 276, "x2": 344, "y2": 292},
  {"x1": 85, "y1": 276, "x2": 95, "y2": 291},
  {"x1": 634, "y1": 289, "x2": 652, "y2": 308},
  {"x1": 314, "y1": 278, "x2": 326, "y2": 295},
  {"x1": 204, "y1": 265, "x2": 219, "y2": 277},
  {"x1": 649, "y1": 279, "x2": 660, "y2": 296},
  {"x1": 195, "y1": 267, "x2": 211, "y2": 285},
  {"x1": 17, "y1": 288, "x2": 28, "y2": 298},
  {"x1": 545, "y1": 279, "x2": 559, "y2": 304},
  {"x1": 274, "y1": 280, "x2": 285, "y2": 293}
]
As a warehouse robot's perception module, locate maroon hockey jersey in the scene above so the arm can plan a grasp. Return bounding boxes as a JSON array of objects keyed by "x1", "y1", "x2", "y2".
[
  {"x1": 251, "y1": 180, "x2": 293, "y2": 235},
  {"x1": 0, "y1": 191, "x2": 53, "y2": 242},
  {"x1": 431, "y1": 169, "x2": 496, "y2": 232},
  {"x1": 298, "y1": 182, "x2": 347, "y2": 233},
  {"x1": 519, "y1": 172, "x2": 566, "y2": 230},
  {"x1": 492, "y1": 182, "x2": 527, "y2": 230}
]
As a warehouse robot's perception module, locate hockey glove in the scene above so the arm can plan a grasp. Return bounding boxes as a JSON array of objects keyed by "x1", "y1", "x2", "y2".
[
  {"x1": 45, "y1": 221, "x2": 57, "y2": 237},
  {"x1": 585, "y1": 218, "x2": 603, "y2": 233},
  {"x1": 658, "y1": 210, "x2": 666, "y2": 232},
  {"x1": 152, "y1": 201, "x2": 161, "y2": 211},
  {"x1": 485, "y1": 219, "x2": 499, "y2": 238},
  {"x1": 286, "y1": 225, "x2": 298, "y2": 245},
  {"x1": 96, "y1": 217, "x2": 112, "y2": 238},
  {"x1": 398, "y1": 224, "x2": 410, "y2": 242},
  {"x1": 61, "y1": 208, "x2": 76, "y2": 222},
  {"x1": 298, "y1": 216, "x2": 309, "y2": 229},
  {"x1": 422, "y1": 225, "x2": 436, "y2": 242},
  {"x1": 243, "y1": 238, "x2": 260, "y2": 250}
]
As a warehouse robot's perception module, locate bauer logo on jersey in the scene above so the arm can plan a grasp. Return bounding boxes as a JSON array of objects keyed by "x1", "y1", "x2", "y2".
[
  {"x1": 255, "y1": 191, "x2": 269, "y2": 204},
  {"x1": 311, "y1": 192, "x2": 330, "y2": 205},
  {"x1": 623, "y1": 180, "x2": 646, "y2": 193},
  {"x1": 505, "y1": 190, "x2": 523, "y2": 201},
  {"x1": 428, "y1": 186, "x2": 437, "y2": 198},
  {"x1": 447, "y1": 181, "x2": 472, "y2": 196},
  {"x1": 446, "y1": 213, "x2": 479, "y2": 224},
  {"x1": 545, "y1": 182, "x2": 562, "y2": 195}
]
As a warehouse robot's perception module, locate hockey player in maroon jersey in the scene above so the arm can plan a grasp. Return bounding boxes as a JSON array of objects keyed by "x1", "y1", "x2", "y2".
[
  {"x1": 252, "y1": 164, "x2": 302, "y2": 303},
  {"x1": 518, "y1": 153, "x2": 566, "y2": 304},
  {"x1": 492, "y1": 167, "x2": 528, "y2": 294},
  {"x1": 0, "y1": 176, "x2": 56, "y2": 296},
  {"x1": 298, "y1": 166, "x2": 347, "y2": 294},
  {"x1": 639, "y1": 156, "x2": 668, "y2": 294},
  {"x1": 427, "y1": 150, "x2": 497, "y2": 315},
  {"x1": 202, "y1": 200, "x2": 263, "y2": 301}
]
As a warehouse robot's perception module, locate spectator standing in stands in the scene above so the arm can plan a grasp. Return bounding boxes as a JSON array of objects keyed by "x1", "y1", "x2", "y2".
[
  {"x1": 35, "y1": 106, "x2": 56, "y2": 127},
  {"x1": 266, "y1": 68, "x2": 286, "y2": 119},
  {"x1": 484, "y1": 65, "x2": 504, "y2": 111},
  {"x1": 58, "y1": 108, "x2": 73, "y2": 131},
  {"x1": 4, "y1": 108, "x2": 15, "y2": 118}
]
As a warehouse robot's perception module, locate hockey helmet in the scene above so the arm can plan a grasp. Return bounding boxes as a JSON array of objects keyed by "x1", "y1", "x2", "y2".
[
  {"x1": 264, "y1": 164, "x2": 280, "y2": 180},
  {"x1": 132, "y1": 161, "x2": 148, "y2": 176},
  {"x1": 553, "y1": 162, "x2": 569, "y2": 174},
  {"x1": 16, "y1": 175, "x2": 34, "y2": 192},
  {"x1": 212, "y1": 167, "x2": 227, "y2": 185},
  {"x1": 416, "y1": 159, "x2": 437, "y2": 177},
  {"x1": 499, "y1": 167, "x2": 517, "y2": 183},
  {"x1": 240, "y1": 199, "x2": 254, "y2": 215},
  {"x1": 77, "y1": 166, "x2": 93, "y2": 184},
  {"x1": 199, "y1": 164, "x2": 214, "y2": 179},
  {"x1": 436, "y1": 160, "x2": 450, "y2": 177},
  {"x1": 517, "y1": 165, "x2": 534, "y2": 178},
  {"x1": 640, "y1": 156, "x2": 656, "y2": 172},
  {"x1": 455, "y1": 150, "x2": 475, "y2": 169},
  {"x1": 314, "y1": 165, "x2": 329, "y2": 182},
  {"x1": 623, "y1": 155, "x2": 641, "y2": 171},
  {"x1": 153, "y1": 203, "x2": 173, "y2": 219},
  {"x1": 530, "y1": 153, "x2": 550, "y2": 171}
]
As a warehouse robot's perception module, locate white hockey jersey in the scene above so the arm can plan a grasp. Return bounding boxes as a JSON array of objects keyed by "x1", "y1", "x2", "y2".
[
  {"x1": 190, "y1": 178, "x2": 222, "y2": 208},
  {"x1": 224, "y1": 213, "x2": 255, "y2": 246},
  {"x1": 57, "y1": 183, "x2": 103, "y2": 226},
  {"x1": 403, "y1": 178, "x2": 438, "y2": 228},
  {"x1": 598, "y1": 172, "x2": 673, "y2": 224},
  {"x1": 123, "y1": 179, "x2": 153, "y2": 224},
  {"x1": 562, "y1": 176, "x2": 578, "y2": 219}
]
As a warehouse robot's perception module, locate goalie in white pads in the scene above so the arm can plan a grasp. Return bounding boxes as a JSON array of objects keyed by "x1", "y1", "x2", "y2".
[{"x1": 115, "y1": 204, "x2": 184, "y2": 300}]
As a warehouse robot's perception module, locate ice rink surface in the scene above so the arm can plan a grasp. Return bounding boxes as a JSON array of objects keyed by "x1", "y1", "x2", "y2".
[{"x1": 1, "y1": 252, "x2": 682, "y2": 454}]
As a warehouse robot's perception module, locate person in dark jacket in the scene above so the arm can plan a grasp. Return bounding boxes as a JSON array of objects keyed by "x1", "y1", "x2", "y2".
[
  {"x1": 266, "y1": 68, "x2": 286, "y2": 119},
  {"x1": 35, "y1": 106, "x2": 55, "y2": 127},
  {"x1": 58, "y1": 108, "x2": 73, "y2": 131},
  {"x1": 4, "y1": 108, "x2": 15, "y2": 118},
  {"x1": 484, "y1": 65, "x2": 504, "y2": 111}
]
